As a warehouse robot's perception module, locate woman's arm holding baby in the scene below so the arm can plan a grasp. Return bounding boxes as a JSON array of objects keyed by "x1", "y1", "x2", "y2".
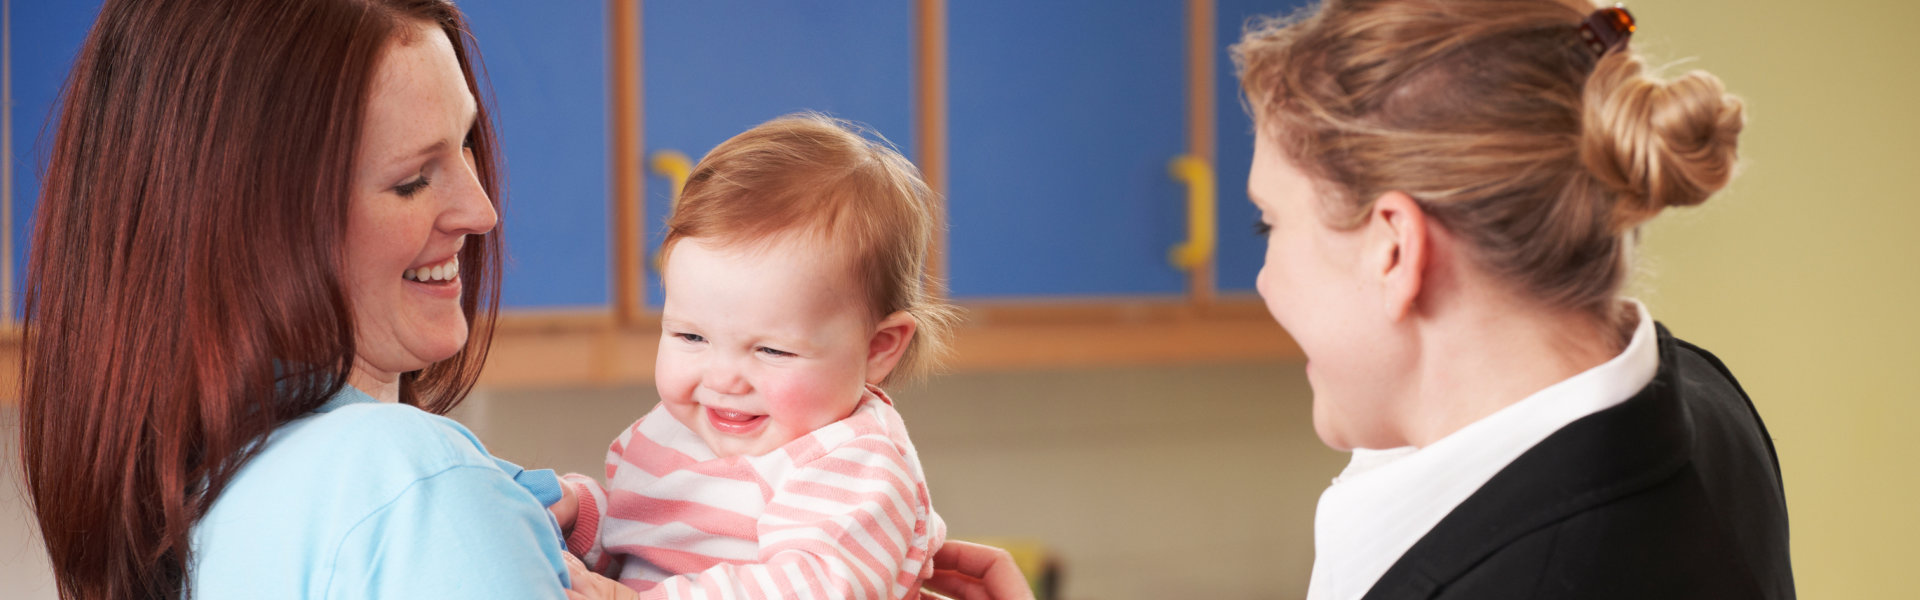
[{"x1": 493, "y1": 453, "x2": 621, "y2": 580}]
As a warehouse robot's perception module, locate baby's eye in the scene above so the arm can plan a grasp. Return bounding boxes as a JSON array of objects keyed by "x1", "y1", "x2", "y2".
[
  {"x1": 757, "y1": 346, "x2": 795, "y2": 358},
  {"x1": 673, "y1": 332, "x2": 705, "y2": 343},
  {"x1": 1254, "y1": 221, "x2": 1273, "y2": 236}
]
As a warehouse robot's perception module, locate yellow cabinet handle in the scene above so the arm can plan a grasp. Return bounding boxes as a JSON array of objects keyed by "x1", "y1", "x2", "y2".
[
  {"x1": 1168, "y1": 155, "x2": 1215, "y2": 271},
  {"x1": 649, "y1": 150, "x2": 693, "y2": 208},
  {"x1": 648, "y1": 150, "x2": 693, "y2": 272}
]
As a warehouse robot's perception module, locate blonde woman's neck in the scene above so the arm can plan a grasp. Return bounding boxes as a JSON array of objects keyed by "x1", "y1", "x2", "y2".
[{"x1": 1392, "y1": 293, "x2": 1626, "y2": 449}]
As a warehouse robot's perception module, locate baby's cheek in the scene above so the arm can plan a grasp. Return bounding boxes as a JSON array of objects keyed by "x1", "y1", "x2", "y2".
[
  {"x1": 652, "y1": 354, "x2": 696, "y2": 400},
  {"x1": 765, "y1": 378, "x2": 859, "y2": 430}
]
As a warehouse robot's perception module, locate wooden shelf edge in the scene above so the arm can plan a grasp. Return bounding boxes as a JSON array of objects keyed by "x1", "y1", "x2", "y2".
[
  {"x1": 0, "y1": 298, "x2": 1304, "y2": 401},
  {"x1": 0, "y1": 325, "x2": 16, "y2": 406},
  {"x1": 474, "y1": 297, "x2": 1301, "y2": 389}
]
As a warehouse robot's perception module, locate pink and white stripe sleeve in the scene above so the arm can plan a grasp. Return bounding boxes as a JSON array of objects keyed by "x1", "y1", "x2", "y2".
[
  {"x1": 559, "y1": 473, "x2": 611, "y2": 570},
  {"x1": 637, "y1": 434, "x2": 938, "y2": 600},
  {"x1": 558, "y1": 418, "x2": 649, "y2": 575}
]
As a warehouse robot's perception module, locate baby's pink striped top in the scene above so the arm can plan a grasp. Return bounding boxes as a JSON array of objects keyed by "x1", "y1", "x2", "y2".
[{"x1": 561, "y1": 386, "x2": 945, "y2": 600}]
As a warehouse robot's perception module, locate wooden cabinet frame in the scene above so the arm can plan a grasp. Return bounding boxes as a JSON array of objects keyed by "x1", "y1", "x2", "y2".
[{"x1": 0, "y1": 0, "x2": 1299, "y2": 402}]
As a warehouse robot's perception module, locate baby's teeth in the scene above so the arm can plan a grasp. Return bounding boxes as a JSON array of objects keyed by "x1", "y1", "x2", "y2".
[{"x1": 404, "y1": 268, "x2": 416, "y2": 281}]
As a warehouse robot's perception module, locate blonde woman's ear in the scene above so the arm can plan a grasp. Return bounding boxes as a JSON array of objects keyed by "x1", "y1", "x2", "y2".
[
  {"x1": 1370, "y1": 191, "x2": 1429, "y2": 322},
  {"x1": 865, "y1": 311, "x2": 918, "y2": 385}
]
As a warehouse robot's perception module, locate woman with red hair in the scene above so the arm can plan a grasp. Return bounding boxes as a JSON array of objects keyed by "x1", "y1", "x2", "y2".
[{"x1": 17, "y1": 0, "x2": 630, "y2": 597}]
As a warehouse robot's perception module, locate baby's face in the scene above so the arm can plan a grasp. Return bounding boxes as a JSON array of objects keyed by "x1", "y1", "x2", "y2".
[{"x1": 656, "y1": 235, "x2": 875, "y2": 458}]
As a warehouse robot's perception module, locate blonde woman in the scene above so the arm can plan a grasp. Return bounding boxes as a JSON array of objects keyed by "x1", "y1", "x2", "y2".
[{"x1": 1233, "y1": 1, "x2": 1792, "y2": 598}]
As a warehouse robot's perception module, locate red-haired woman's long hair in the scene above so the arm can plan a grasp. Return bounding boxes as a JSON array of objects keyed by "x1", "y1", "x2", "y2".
[{"x1": 18, "y1": 0, "x2": 503, "y2": 597}]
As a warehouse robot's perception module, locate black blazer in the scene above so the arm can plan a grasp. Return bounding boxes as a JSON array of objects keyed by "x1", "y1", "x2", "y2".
[{"x1": 1362, "y1": 324, "x2": 1795, "y2": 599}]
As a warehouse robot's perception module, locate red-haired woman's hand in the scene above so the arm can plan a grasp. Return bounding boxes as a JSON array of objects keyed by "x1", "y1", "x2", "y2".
[
  {"x1": 562, "y1": 553, "x2": 638, "y2": 600},
  {"x1": 923, "y1": 540, "x2": 1035, "y2": 600}
]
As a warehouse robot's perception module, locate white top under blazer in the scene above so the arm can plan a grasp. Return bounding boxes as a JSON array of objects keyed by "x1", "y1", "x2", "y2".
[{"x1": 1306, "y1": 300, "x2": 1660, "y2": 600}]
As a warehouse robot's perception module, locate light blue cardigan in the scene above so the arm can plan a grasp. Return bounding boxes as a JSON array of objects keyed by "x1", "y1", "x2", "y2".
[{"x1": 189, "y1": 385, "x2": 572, "y2": 598}]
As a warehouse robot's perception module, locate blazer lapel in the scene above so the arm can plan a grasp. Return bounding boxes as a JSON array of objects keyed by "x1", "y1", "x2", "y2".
[{"x1": 1362, "y1": 326, "x2": 1694, "y2": 598}]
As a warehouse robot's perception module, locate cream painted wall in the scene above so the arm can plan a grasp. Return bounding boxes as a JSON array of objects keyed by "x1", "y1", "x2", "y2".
[
  {"x1": 1, "y1": 410, "x2": 57, "y2": 600},
  {"x1": 1629, "y1": 1, "x2": 1919, "y2": 597}
]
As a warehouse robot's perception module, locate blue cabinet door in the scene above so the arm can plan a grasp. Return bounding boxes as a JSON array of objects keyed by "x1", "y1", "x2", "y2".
[
  {"x1": 460, "y1": 2, "x2": 611, "y2": 310},
  {"x1": 6, "y1": 1, "x2": 102, "y2": 317},
  {"x1": 5, "y1": 2, "x2": 1307, "y2": 313},
  {"x1": 6, "y1": 2, "x2": 611, "y2": 313},
  {"x1": 1213, "y1": 0, "x2": 1313, "y2": 294},
  {"x1": 946, "y1": 0, "x2": 1190, "y2": 300},
  {"x1": 640, "y1": 2, "x2": 916, "y2": 307}
]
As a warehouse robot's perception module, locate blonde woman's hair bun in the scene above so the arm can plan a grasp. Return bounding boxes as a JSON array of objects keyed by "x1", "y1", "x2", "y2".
[{"x1": 1581, "y1": 51, "x2": 1746, "y2": 232}]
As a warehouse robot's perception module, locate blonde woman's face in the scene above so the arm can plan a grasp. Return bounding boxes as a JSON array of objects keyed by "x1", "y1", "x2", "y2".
[
  {"x1": 343, "y1": 22, "x2": 496, "y2": 399},
  {"x1": 1249, "y1": 130, "x2": 1401, "y2": 451}
]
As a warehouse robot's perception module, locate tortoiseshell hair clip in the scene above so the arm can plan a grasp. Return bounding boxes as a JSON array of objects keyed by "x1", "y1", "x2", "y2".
[{"x1": 1578, "y1": 5, "x2": 1636, "y2": 57}]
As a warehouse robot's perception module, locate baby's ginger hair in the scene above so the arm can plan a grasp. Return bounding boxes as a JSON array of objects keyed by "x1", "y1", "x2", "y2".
[
  {"x1": 1234, "y1": 0, "x2": 1743, "y2": 325},
  {"x1": 659, "y1": 114, "x2": 958, "y2": 383}
]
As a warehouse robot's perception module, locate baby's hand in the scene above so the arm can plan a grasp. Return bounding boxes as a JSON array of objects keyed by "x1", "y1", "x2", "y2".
[{"x1": 550, "y1": 479, "x2": 581, "y2": 534}]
